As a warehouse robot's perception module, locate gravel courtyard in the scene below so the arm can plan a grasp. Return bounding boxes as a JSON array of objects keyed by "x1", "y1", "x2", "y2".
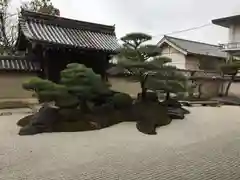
[{"x1": 1, "y1": 106, "x2": 240, "y2": 180}]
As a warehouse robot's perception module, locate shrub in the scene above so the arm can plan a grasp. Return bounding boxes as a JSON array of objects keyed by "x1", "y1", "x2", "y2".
[
  {"x1": 111, "y1": 93, "x2": 133, "y2": 109},
  {"x1": 23, "y1": 63, "x2": 111, "y2": 111}
]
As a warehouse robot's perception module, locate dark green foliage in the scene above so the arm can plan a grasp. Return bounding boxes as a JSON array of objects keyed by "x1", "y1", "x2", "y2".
[
  {"x1": 120, "y1": 33, "x2": 152, "y2": 50},
  {"x1": 147, "y1": 67, "x2": 187, "y2": 95},
  {"x1": 220, "y1": 63, "x2": 240, "y2": 75},
  {"x1": 61, "y1": 63, "x2": 111, "y2": 99},
  {"x1": 23, "y1": 63, "x2": 111, "y2": 110},
  {"x1": 109, "y1": 32, "x2": 187, "y2": 101},
  {"x1": 111, "y1": 93, "x2": 133, "y2": 109}
]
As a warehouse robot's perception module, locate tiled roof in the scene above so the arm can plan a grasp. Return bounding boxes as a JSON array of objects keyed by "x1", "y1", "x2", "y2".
[
  {"x1": 18, "y1": 10, "x2": 120, "y2": 52},
  {"x1": 0, "y1": 56, "x2": 40, "y2": 72},
  {"x1": 164, "y1": 36, "x2": 227, "y2": 58}
]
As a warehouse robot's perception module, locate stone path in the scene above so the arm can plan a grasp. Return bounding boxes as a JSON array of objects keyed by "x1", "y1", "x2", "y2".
[{"x1": 1, "y1": 106, "x2": 240, "y2": 179}]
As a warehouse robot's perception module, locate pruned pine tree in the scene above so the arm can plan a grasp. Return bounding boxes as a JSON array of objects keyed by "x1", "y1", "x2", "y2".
[
  {"x1": 23, "y1": 63, "x2": 111, "y2": 112},
  {"x1": 111, "y1": 32, "x2": 187, "y2": 101}
]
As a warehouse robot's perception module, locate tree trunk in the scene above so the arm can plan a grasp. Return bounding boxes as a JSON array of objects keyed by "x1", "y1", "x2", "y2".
[
  {"x1": 140, "y1": 81, "x2": 147, "y2": 101},
  {"x1": 197, "y1": 84, "x2": 203, "y2": 99},
  {"x1": 225, "y1": 74, "x2": 236, "y2": 96},
  {"x1": 140, "y1": 73, "x2": 149, "y2": 101},
  {"x1": 166, "y1": 92, "x2": 170, "y2": 100}
]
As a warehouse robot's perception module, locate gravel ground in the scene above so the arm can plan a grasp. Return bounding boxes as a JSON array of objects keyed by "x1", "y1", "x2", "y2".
[{"x1": 1, "y1": 106, "x2": 240, "y2": 180}]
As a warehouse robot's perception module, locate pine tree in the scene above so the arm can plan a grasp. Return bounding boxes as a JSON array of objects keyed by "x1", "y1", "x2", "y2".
[
  {"x1": 23, "y1": 63, "x2": 111, "y2": 112},
  {"x1": 110, "y1": 32, "x2": 187, "y2": 101}
]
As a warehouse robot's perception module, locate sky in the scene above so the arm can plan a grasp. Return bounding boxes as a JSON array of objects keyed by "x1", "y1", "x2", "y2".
[{"x1": 10, "y1": 0, "x2": 240, "y2": 45}]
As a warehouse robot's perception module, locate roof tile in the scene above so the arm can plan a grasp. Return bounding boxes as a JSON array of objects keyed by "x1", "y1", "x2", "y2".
[
  {"x1": 165, "y1": 36, "x2": 227, "y2": 58},
  {"x1": 0, "y1": 56, "x2": 40, "y2": 72},
  {"x1": 19, "y1": 10, "x2": 120, "y2": 52}
]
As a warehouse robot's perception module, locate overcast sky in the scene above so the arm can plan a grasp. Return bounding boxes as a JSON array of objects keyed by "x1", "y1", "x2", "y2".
[{"x1": 11, "y1": 0, "x2": 240, "y2": 45}]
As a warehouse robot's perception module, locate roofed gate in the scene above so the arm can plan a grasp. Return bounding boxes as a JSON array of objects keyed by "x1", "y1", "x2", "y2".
[{"x1": 16, "y1": 10, "x2": 120, "y2": 82}]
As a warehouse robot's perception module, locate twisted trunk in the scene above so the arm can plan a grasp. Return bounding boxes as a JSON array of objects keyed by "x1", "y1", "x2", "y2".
[{"x1": 225, "y1": 74, "x2": 236, "y2": 96}]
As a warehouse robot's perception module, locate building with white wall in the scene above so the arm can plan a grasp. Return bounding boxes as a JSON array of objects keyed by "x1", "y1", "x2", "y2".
[
  {"x1": 212, "y1": 15, "x2": 240, "y2": 59},
  {"x1": 157, "y1": 36, "x2": 227, "y2": 70}
]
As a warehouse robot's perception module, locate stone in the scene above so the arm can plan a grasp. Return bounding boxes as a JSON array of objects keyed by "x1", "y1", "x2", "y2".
[
  {"x1": 19, "y1": 125, "x2": 43, "y2": 136},
  {"x1": 18, "y1": 106, "x2": 60, "y2": 136},
  {"x1": 17, "y1": 114, "x2": 34, "y2": 127},
  {"x1": 167, "y1": 108, "x2": 185, "y2": 120}
]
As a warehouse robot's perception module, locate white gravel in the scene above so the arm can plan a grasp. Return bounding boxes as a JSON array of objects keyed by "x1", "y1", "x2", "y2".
[{"x1": 1, "y1": 106, "x2": 240, "y2": 180}]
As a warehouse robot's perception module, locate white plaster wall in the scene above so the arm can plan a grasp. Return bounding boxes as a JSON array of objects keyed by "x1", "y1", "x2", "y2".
[
  {"x1": 161, "y1": 45, "x2": 186, "y2": 69},
  {"x1": 0, "y1": 73, "x2": 36, "y2": 99},
  {"x1": 109, "y1": 77, "x2": 140, "y2": 97},
  {"x1": 228, "y1": 82, "x2": 240, "y2": 96},
  {"x1": 230, "y1": 24, "x2": 240, "y2": 42}
]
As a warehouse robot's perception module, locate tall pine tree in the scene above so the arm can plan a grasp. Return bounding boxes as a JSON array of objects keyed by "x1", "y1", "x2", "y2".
[{"x1": 109, "y1": 32, "x2": 187, "y2": 101}]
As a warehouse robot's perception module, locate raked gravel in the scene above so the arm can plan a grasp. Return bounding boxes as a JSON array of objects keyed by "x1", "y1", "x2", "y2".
[{"x1": 1, "y1": 106, "x2": 240, "y2": 180}]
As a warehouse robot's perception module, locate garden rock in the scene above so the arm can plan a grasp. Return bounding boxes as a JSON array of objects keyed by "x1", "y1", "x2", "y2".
[
  {"x1": 161, "y1": 98, "x2": 190, "y2": 119},
  {"x1": 19, "y1": 106, "x2": 60, "y2": 136},
  {"x1": 19, "y1": 125, "x2": 42, "y2": 136},
  {"x1": 167, "y1": 108, "x2": 185, "y2": 120},
  {"x1": 17, "y1": 114, "x2": 34, "y2": 127},
  {"x1": 52, "y1": 120, "x2": 97, "y2": 132}
]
